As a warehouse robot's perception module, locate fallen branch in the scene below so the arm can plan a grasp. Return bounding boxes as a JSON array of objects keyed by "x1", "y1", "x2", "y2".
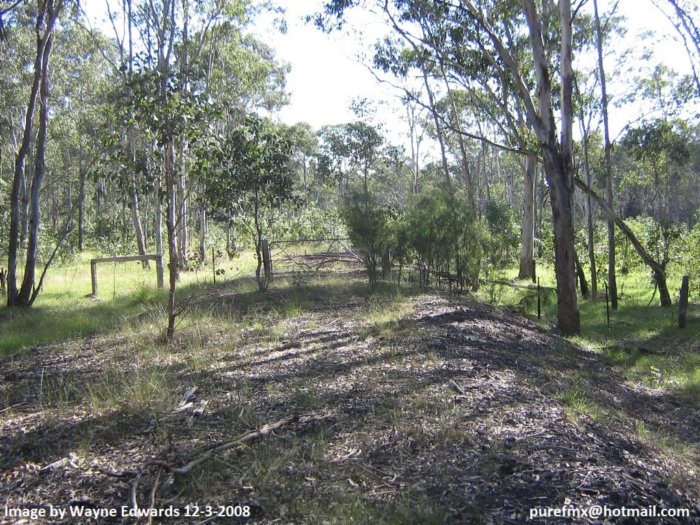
[
  {"x1": 449, "y1": 380, "x2": 466, "y2": 395},
  {"x1": 170, "y1": 414, "x2": 297, "y2": 475},
  {"x1": 99, "y1": 414, "x2": 299, "y2": 483}
]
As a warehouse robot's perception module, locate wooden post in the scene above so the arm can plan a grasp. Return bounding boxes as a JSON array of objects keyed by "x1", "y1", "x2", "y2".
[
  {"x1": 212, "y1": 248, "x2": 216, "y2": 284},
  {"x1": 91, "y1": 260, "x2": 98, "y2": 296},
  {"x1": 262, "y1": 239, "x2": 272, "y2": 283},
  {"x1": 537, "y1": 278, "x2": 541, "y2": 319},
  {"x1": 679, "y1": 276, "x2": 689, "y2": 329},
  {"x1": 604, "y1": 282, "x2": 610, "y2": 328}
]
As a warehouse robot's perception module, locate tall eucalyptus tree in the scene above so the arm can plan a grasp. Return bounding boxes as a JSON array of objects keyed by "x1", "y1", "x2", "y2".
[
  {"x1": 319, "y1": 0, "x2": 581, "y2": 334},
  {"x1": 6, "y1": 0, "x2": 65, "y2": 307}
]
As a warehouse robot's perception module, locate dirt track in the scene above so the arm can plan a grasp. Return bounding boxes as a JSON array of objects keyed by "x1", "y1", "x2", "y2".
[{"x1": 1, "y1": 281, "x2": 698, "y2": 524}]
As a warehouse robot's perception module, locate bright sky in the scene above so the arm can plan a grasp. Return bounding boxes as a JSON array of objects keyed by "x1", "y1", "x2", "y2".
[
  {"x1": 253, "y1": 0, "x2": 392, "y2": 130},
  {"x1": 84, "y1": 0, "x2": 697, "y2": 141},
  {"x1": 253, "y1": 0, "x2": 698, "y2": 140}
]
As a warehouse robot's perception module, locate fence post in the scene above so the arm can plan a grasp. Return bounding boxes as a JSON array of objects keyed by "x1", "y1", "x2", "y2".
[
  {"x1": 262, "y1": 239, "x2": 272, "y2": 282},
  {"x1": 679, "y1": 276, "x2": 689, "y2": 329},
  {"x1": 537, "y1": 278, "x2": 541, "y2": 319},
  {"x1": 212, "y1": 248, "x2": 216, "y2": 284},
  {"x1": 604, "y1": 282, "x2": 610, "y2": 328},
  {"x1": 91, "y1": 260, "x2": 98, "y2": 296}
]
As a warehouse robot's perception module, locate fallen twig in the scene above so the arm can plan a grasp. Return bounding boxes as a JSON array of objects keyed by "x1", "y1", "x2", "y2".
[
  {"x1": 130, "y1": 471, "x2": 141, "y2": 511},
  {"x1": 145, "y1": 467, "x2": 162, "y2": 525},
  {"x1": 171, "y1": 414, "x2": 297, "y2": 475},
  {"x1": 449, "y1": 379, "x2": 466, "y2": 395},
  {"x1": 0, "y1": 402, "x2": 27, "y2": 414}
]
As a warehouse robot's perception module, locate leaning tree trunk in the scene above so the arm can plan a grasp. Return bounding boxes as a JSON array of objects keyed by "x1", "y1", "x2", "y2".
[
  {"x1": 518, "y1": 154, "x2": 537, "y2": 281},
  {"x1": 574, "y1": 177, "x2": 672, "y2": 306}
]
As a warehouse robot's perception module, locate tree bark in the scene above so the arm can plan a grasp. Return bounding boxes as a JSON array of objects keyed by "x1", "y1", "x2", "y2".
[
  {"x1": 7, "y1": 1, "x2": 58, "y2": 306},
  {"x1": 78, "y1": 141, "x2": 86, "y2": 252},
  {"x1": 574, "y1": 249, "x2": 590, "y2": 299},
  {"x1": 198, "y1": 206, "x2": 207, "y2": 264},
  {"x1": 523, "y1": 0, "x2": 580, "y2": 335},
  {"x1": 12, "y1": 1, "x2": 61, "y2": 306},
  {"x1": 130, "y1": 174, "x2": 149, "y2": 268},
  {"x1": 593, "y1": 0, "x2": 618, "y2": 309},
  {"x1": 578, "y1": 112, "x2": 598, "y2": 298},
  {"x1": 166, "y1": 141, "x2": 178, "y2": 339},
  {"x1": 518, "y1": 154, "x2": 537, "y2": 281},
  {"x1": 154, "y1": 174, "x2": 164, "y2": 281},
  {"x1": 178, "y1": 157, "x2": 188, "y2": 268}
]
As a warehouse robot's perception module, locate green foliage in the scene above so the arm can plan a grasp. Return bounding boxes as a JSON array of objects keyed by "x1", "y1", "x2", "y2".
[
  {"x1": 205, "y1": 115, "x2": 295, "y2": 219},
  {"x1": 483, "y1": 200, "x2": 520, "y2": 268},
  {"x1": 204, "y1": 114, "x2": 295, "y2": 290},
  {"x1": 403, "y1": 188, "x2": 487, "y2": 290},
  {"x1": 341, "y1": 190, "x2": 396, "y2": 285},
  {"x1": 271, "y1": 203, "x2": 344, "y2": 241}
]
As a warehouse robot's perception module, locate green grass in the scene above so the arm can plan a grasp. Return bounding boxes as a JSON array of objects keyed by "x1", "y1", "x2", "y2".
[
  {"x1": 0, "y1": 251, "x2": 258, "y2": 357},
  {"x1": 479, "y1": 263, "x2": 700, "y2": 401},
  {"x1": 555, "y1": 380, "x2": 603, "y2": 421}
]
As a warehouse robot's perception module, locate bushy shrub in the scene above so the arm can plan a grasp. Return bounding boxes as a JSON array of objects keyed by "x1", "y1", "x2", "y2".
[
  {"x1": 341, "y1": 190, "x2": 396, "y2": 285},
  {"x1": 484, "y1": 200, "x2": 520, "y2": 268},
  {"x1": 342, "y1": 188, "x2": 488, "y2": 290},
  {"x1": 403, "y1": 189, "x2": 487, "y2": 290}
]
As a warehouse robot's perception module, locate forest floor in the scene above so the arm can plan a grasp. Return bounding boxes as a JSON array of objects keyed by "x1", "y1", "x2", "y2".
[{"x1": 0, "y1": 273, "x2": 698, "y2": 524}]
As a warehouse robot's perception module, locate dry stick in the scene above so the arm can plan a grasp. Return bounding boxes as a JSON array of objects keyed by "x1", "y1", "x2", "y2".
[
  {"x1": 131, "y1": 471, "x2": 142, "y2": 511},
  {"x1": 449, "y1": 379, "x2": 466, "y2": 395},
  {"x1": 170, "y1": 415, "x2": 297, "y2": 476},
  {"x1": 145, "y1": 467, "x2": 162, "y2": 525},
  {"x1": 0, "y1": 402, "x2": 26, "y2": 414}
]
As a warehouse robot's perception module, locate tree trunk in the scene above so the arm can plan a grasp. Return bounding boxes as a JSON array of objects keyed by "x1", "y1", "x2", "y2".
[
  {"x1": 166, "y1": 141, "x2": 178, "y2": 340},
  {"x1": 544, "y1": 152, "x2": 580, "y2": 335},
  {"x1": 523, "y1": 0, "x2": 580, "y2": 335},
  {"x1": 154, "y1": 174, "x2": 164, "y2": 284},
  {"x1": 518, "y1": 154, "x2": 536, "y2": 281},
  {"x1": 574, "y1": 177, "x2": 672, "y2": 306},
  {"x1": 130, "y1": 174, "x2": 149, "y2": 268},
  {"x1": 13, "y1": 4, "x2": 60, "y2": 306},
  {"x1": 574, "y1": 249, "x2": 590, "y2": 299},
  {"x1": 78, "y1": 142, "x2": 86, "y2": 252},
  {"x1": 579, "y1": 117, "x2": 598, "y2": 298},
  {"x1": 593, "y1": 0, "x2": 617, "y2": 309},
  {"x1": 7, "y1": 6, "x2": 51, "y2": 305},
  {"x1": 199, "y1": 206, "x2": 207, "y2": 264},
  {"x1": 253, "y1": 191, "x2": 268, "y2": 291},
  {"x1": 178, "y1": 159, "x2": 188, "y2": 269}
]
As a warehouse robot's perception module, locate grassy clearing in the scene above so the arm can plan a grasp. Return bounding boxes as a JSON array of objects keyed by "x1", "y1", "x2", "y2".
[
  {"x1": 1, "y1": 260, "x2": 698, "y2": 523},
  {"x1": 480, "y1": 264, "x2": 700, "y2": 401},
  {"x1": 0, "y1": 251, "x2": 257, "y2": 357}
]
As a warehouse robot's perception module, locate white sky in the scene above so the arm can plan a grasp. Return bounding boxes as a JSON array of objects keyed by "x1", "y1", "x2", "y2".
[
  {"x1": 84, "y1": 0, "x2": 698, "y2": 141},
  {"x1": 253, "y1": 0, "x2": 392, "y2": 130},
  {"x1": 254, "y1": 0, "x2": 698, "y2": 140}
]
